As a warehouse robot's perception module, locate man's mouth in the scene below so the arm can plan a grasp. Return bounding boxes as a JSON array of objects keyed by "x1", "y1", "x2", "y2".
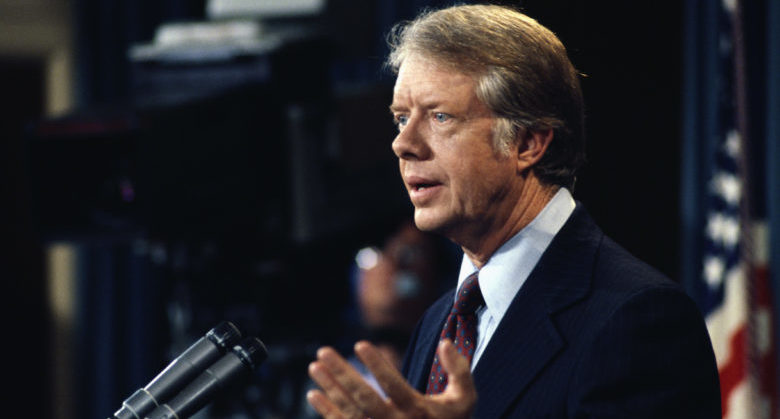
[
  {"x1": 404, "y1": 176, "x2": 442, "y2": 200},
  {"x1": 413, "y1": 183, "x2": 436, "y2": 191}
]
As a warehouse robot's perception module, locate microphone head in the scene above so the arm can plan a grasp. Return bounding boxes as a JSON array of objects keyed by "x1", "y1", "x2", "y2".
[
  {"x1": 112, "y1": 321, "x2": 243, "y2": 419},
  {"x1": 144, "y1": 336, "x2": 270, "y2": 419},
  {"x1": 232, "y1": 337, "x2": 268, "y2": 370},
  {"x1": 206, "y1": 321, "x2": 242, "y2": 350}
]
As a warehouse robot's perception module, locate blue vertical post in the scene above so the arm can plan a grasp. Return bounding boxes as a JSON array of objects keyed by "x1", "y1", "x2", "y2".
[
  {"x1": 680, "y1": 0, "x2": 720, "y2": 307},
  {"x1": 93, "y1": 245, "x2": 117, "y2": 418},
  {"x1": 680, "y1": 0, "x2": 702, "y2": 298},
  {"x1": 766, "y1": 0, "x2": 780, "y2": 394}
]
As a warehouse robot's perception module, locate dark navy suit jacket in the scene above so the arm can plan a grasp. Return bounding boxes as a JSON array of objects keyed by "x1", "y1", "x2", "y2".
[{"x1": 402, "y1": 205, "x2": 721, "y2": 418}]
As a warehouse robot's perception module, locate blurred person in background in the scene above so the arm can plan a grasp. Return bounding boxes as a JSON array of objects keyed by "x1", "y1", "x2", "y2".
[{"x1": 352, "y1": 220, "x2": 451, "y2": 385}]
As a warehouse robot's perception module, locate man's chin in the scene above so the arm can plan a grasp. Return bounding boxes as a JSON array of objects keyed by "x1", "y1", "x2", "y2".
[{"x1": 413, "y1": 209, "x2": 450, "y2": 234}]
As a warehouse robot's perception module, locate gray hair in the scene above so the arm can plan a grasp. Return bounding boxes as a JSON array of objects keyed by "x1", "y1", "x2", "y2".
[{"x1": 387, "y1": 4, "x2": 585, "y2": 189}]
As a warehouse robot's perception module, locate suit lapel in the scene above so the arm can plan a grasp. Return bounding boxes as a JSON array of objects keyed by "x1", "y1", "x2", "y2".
[
  {"x1": 472, "y1": 205, "x2": 601, "y2": 418},
  {"x1": 405, "y1": 289, "x2": 455, "y2": 391}
]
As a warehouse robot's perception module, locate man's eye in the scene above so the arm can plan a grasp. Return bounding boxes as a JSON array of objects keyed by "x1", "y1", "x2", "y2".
[
  {"x1": 434, "y1": 112, "x2": 450, "y2": 123},
  {"x1": 396, "y1": 115, "x2": 409, "y2": 127}
]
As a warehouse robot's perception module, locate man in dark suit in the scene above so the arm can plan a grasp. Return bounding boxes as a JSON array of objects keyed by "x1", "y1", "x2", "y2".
[{"x1": 306, "y1": 4, "x2": 721, "y2": 418}]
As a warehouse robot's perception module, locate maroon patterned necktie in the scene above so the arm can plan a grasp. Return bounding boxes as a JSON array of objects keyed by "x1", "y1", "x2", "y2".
[{"x1": 425, "y1": 272, "x2": 484, "y2": 394}]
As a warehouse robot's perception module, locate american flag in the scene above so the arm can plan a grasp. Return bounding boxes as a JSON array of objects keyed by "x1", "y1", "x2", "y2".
[{"x1": 697, "y1": 1, "x2": 775, "y2": 418}]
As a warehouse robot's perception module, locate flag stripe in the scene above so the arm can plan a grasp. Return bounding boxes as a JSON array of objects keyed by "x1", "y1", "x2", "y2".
[{"x1": 720, "y1": 326, "x2": 747, "y2": 417}]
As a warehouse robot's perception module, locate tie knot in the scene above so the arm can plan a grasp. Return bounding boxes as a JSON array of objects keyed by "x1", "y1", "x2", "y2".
[{"x1": 452, "y1": 272, "x2": 483, "y2": 315}]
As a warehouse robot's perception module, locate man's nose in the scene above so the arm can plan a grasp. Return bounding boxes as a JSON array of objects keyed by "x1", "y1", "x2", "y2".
[{"x1": 391, "y1": 118, "x2": 430, "y2": 160}]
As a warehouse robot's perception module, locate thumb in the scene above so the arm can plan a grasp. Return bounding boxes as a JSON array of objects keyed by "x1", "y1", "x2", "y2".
[{"x1": 437, "y1": 340, "x2": 477, "y2": 403}]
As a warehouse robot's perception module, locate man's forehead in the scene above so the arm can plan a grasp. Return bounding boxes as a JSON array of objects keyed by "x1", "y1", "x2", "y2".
[
  {"x1": 391, "y1": 56, "x2": 476, "y2": 103},
  {"x1": 396, "y1": 54, "x2": 473, "y2": 80}
]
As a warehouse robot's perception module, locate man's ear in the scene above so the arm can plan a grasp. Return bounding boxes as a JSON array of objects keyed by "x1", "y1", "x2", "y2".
[{"x1": 516, "y1": 128, "x2": 553, "y2": 172}]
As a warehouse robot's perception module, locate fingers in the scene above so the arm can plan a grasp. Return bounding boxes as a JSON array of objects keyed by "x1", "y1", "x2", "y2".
[
  {"x1": 308, "y1": 346, "x2": 387, "y2": 418},
  {"x1": 308, "y1": 358, "x2": 364, "y2": 419},
  {"x1": 309, "y1": 342, "x2": 477, "y2": 419},
  {"x1": 354, "y1": 340, "x2": 418, "y2": 408},
  {"x1": 306, "y1": 389, "x2": 347, "y2": 419},
  {"x1": 358, "y1": 339, "x2": 476, "y2": 418},
  {"x1": 319, "y1": 347, "x2": 389, "y2": 408}
]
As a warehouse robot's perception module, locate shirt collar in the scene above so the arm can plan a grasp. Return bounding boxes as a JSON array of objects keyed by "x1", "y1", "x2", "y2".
[{"x1": 457, "y1": 187, "x2": 576, "y2": 318}]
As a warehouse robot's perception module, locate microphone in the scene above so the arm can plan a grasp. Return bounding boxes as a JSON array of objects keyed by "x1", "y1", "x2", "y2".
[
  {"x1": 144, "y1": 336, "x2": 268, "y2": 419},
  {"x1": 113, "y1": 321, "x2": 242, "y2": 419}
]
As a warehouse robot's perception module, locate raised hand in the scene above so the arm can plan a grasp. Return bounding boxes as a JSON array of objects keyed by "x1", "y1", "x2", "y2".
[{"x1": 307, "y1": 339, "x2": 476, "y2": 419}]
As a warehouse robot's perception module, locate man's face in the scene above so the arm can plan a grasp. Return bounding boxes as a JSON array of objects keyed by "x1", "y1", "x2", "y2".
[{"x1": 390, "y1": 55, "x2": 522, "y2": 244}]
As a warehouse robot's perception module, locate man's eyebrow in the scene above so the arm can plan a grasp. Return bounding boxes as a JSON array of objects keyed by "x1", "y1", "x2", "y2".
[
  {"x1": 390, "y1": 99, "x2": 442, "y2": 113},
  {"x1": 389, "y1": 104, "x2": 405, "y2": 113}
]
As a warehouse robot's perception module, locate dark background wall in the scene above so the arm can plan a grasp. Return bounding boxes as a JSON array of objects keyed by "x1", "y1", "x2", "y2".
[{"x1": 523, "y1": 1, "x2": 684, "y2": 279}]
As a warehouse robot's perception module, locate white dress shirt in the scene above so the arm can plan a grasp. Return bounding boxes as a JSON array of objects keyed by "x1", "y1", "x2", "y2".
[{"x1": 456, "y1": 187, "x2": 576, "y2": 369}]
